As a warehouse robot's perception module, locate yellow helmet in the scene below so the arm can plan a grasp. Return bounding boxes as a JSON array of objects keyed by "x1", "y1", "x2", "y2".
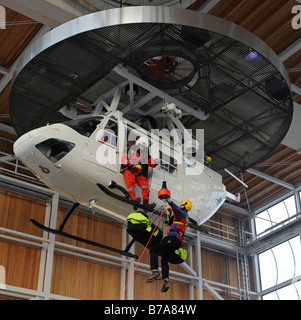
[{"x1": 181, "y1": 199, "x2": 192, "y2": 211}]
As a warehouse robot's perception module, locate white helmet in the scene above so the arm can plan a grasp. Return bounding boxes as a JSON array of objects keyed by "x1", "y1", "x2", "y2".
[{"x1": 135, "y1": 136, "x2": 150, "y2": 148}]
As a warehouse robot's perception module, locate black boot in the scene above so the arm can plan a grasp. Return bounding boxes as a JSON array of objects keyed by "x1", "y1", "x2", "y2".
[
  {"x1": 133, "y1": 197, "x2": 141, "y2": 210},
  {"x1": 143, "y1": 200, "x2": 156, "y2": 209},
  {"x1": 161, "y1": 279, "x2": 170, "y2": 293}
]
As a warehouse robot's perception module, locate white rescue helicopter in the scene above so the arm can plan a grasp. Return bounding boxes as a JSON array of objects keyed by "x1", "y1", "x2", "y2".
[{"x1": 13, "y1": 66, "x2": 240, "y2": 258}]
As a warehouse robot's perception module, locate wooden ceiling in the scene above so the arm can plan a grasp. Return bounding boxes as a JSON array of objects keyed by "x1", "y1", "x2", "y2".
[
  {"x1": 0, "y1": 7, "x2": 43, "y2": 128},
  {"x1": 208, "y1": 0, "x2": 301, "y2": 106},
  {"x1": 0, "y1": 0, "x2": 300, "y2": 215}
]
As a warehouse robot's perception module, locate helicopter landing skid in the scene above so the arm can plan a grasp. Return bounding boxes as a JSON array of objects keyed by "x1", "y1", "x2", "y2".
[
  {"x1": 97, "y1": 182, "x2": 156, "y2": 213},
  {"x1": 29, "y1": 202, "x2": 138, "y2": 259}
]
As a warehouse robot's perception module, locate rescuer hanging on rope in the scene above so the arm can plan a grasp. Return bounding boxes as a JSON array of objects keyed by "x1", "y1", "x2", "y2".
[
  {"x1": 146, "y1": 198, "x2": 191, "y2": 292},
  {"x1": 121, "y1": 136, "x2": 158, "y2": 207}
]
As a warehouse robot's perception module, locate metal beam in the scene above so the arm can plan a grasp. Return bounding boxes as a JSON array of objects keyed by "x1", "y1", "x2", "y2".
[
  {"x1": 181, "y1": 261, "x2": 198, "y2": 277},
  {"x1": 0, "y1": 66, "x2": 9, "y2": 75},
  {"x1": 279, "y1": 38, "x2": 301, "y2": 62},
  {"x1": 246, "y1": 168, "x2": 295, "y2": 190},
  {"x1": 291, "y1": 83, "x2": 301, "y2": 96},
  {"x1": 0, "y1": 0, "x2": 80, "y2": 27},
  {"x1": 278, "y1": 38, "x2": 301, "y2": 96},
  {"x1": 203, "y1": 281, "x2": 224, "y2": 300},
  {"x1": 0, "y1": 123, "x2": 17, "y2": 135},
  {"x1": 0, "y1": 284, "x2": 78, "y2": 300},
  {"x1": 221, "y1": 202, "x2": 250, "y2": 217},
  {"x1": 185, "y1": 230, "x2": 240, "y2": 254},
  {"x1": 113, "y1": 64, "x2": 209, "y2": 122},
  {"x1": 258, "y1": 274, "x2": 301, "y2": 298},
  {"x1": 225, "y1": 168, "x2": 248, "y2": 189},
  {"x1": 247, "y1": 214, "x2": 301, "y2": 255},
  {"x1": 198, "y1": 0, "x2": 221, "y2": 13}
]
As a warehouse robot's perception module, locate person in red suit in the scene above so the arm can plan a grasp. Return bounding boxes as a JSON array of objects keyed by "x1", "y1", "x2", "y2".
[{"x1": 121, "y1": 136, "x2": 158, "y2": 206}]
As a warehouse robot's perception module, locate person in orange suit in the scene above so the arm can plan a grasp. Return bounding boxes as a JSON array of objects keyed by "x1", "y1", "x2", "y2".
[{"x1": 121, "y1": 136, "x2": 158, "y2": 206}]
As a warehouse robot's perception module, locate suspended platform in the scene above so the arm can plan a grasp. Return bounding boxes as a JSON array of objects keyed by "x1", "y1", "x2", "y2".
[{"x1": 8, "y1": 6, "x2": 293, "y2": 177}]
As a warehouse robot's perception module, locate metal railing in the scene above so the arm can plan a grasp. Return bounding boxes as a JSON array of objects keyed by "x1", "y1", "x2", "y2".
[{"x1": 202, "y1": 218, "x2": 238, "y2": 244}]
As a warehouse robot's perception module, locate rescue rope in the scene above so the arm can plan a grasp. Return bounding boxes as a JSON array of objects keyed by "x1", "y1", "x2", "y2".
[{"x1": 120, "y1": 204, "x2": 167, "y2": 300}]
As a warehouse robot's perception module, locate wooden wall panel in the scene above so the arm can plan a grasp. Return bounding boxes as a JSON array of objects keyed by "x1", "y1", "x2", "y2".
[
  {"x1": 201, "y1": 249, "x2": 224, "y2": 284},
  {"x1": 0, "y1": 190, "x2": 45, "y2": 237},
  {"x1": 0, "y1": 241, "x2": 40, "y2": 289},
  {"x1": 51, "y1": 252, "x2": 121, "y2": 300},
  {"x1": 0, "y1": 190, "x2": 43, "y2": 294},
  {"x1": 54, "y1": 208, "x2": 123, "y2": 258},
  {"x1": 201, "y1": 248, "x2": 242, "y2": 299},
  {"x1": 227, "y1": 256, "x2": 240, "y2": 289}
]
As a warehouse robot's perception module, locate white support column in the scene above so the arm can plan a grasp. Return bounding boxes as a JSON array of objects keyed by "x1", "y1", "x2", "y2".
[
  {"x1": 37, "y1": 200, "x2": 52, "y2": 293},
  {"x1": 127, "y1": 241, "x2": 135, "y2": 300},
  {"x1": 252, "y1": 254, "x2": 261, "y2": 300},
  {"x1": 120, "y1": 226, "x2": 127, "y2": 300},
  {"x1": 294, "y1": 189, "x2": 301, "y2": 214},
  {"x1": 195, "y1": 231, "x2": 203, "y2": 300},
  {"x1": 188, "y1": 242, "x2": 195, "y2": 300},
  {"x1": 249, "y1": 211, "x2": 261, "y2": 300},
  {"x1": 0, "y1": 265, "x2": 6, "y2": 290},
  {"x1": 43, "y1": 192, "x2": 59, "y2": 299}
]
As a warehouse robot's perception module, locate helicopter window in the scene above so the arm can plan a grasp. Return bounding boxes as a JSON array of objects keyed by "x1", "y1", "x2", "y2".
[
  {"x1": 97, "y1": 120, "x2": 118, "y2": 147},
  {"x1": 159, "y1": 151, "x2": 177, "y2": 175},
  {"x1": 98, "y1": 130, "x2": 117, "y2": 147},
  {"x1": 63, "y1": 117, "x2": 102, "y2": 137},
  {"x1": 35, "y1": 138, "x2": 75, "y2": 164}
]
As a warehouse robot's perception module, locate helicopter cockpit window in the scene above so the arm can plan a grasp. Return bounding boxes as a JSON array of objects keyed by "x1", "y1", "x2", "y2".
[
  {"x1": 63, "y1": 117, "x2": 102, "y2": 137},
  {"x1": 35, "y1": 138, "x2": 75, "y2": 164}
]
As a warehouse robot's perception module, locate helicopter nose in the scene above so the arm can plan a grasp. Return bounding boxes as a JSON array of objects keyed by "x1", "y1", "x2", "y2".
[{"x1": 13, "y1": 127, "x2": 47, "y2": 159}]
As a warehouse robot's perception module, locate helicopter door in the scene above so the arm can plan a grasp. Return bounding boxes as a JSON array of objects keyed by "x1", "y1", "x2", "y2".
[
  {"x1": 151, "y1": 149, "x2": 183, "y2": 201},
  {"x1": 82, "y1": 119, "x2": 119, "y2": 172}
]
